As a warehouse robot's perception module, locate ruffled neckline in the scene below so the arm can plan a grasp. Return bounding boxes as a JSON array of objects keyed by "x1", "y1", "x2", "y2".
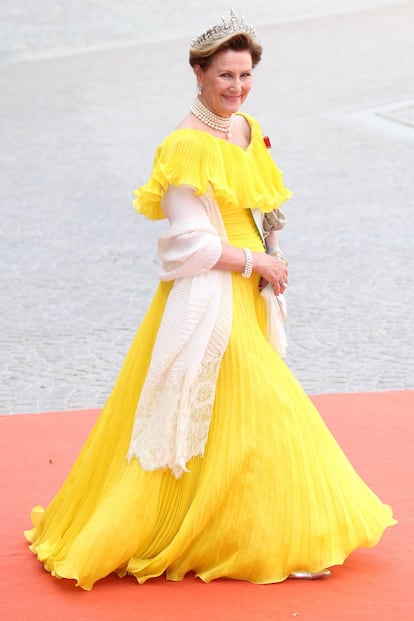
[
  {"x1": 134, "y1": 113, "x2": 292, "y2": 220},
  {"x1": 171, "y1": 112, "x2": 255, "y2": 153}
]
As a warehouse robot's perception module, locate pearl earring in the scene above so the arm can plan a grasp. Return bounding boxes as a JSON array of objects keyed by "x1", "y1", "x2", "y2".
[{"x1": 198, "y1": 82, "x2": 203, "y2": 93}]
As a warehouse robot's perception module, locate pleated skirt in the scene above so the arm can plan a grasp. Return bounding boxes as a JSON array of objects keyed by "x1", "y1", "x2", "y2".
[{"x1": 25, "y1": 272, "x2": 395, "y2": 589}]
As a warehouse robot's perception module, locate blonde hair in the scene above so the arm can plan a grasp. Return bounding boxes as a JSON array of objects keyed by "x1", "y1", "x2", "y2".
[{"x1": 189, "y1": 33, "x2": 262, "y2": 70}]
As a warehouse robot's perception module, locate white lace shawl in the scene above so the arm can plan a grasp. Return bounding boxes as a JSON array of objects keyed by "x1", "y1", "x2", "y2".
[{"x1": 127, "y1": 185, "x2": 232, "y2": 478}]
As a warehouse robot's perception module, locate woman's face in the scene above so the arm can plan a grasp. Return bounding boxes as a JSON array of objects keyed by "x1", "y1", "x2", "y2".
[{"x1": 195, "y1": 49, "x2": 253, "y2": 117}]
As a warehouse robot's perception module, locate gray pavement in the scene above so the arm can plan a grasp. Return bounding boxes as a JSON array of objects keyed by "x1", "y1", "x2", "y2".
[{"x1": 1, "y1": 2, "x2": 414, "y2": 414}]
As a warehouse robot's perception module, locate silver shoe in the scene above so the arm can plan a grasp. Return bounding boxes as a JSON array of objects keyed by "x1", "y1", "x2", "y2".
[{"x1": 288, "y1": 570, "x2": 331, "y2": 580}]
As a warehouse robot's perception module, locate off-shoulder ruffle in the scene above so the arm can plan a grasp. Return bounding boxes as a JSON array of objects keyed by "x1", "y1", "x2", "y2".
[{"x1": 133, "y1": 113, "x2": 292, "y2": 221}]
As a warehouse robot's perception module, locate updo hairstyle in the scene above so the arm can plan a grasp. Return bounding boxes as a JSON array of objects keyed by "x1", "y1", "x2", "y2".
[{"x1": 189, "y1": 33, "x2": 262, "y2": 71}]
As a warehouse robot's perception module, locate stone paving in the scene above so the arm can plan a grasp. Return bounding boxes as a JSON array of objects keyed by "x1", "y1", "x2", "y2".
[{"x1": 1, "y1": 2, "x2": 413, "y2": 414}]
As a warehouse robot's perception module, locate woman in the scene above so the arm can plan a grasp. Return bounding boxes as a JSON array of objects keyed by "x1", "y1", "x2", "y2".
[{"x1": 25, "y1": 11, "x2": 395, "y2": 590}]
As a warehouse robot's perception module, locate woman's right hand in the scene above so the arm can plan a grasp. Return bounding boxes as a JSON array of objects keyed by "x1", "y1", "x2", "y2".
[{"x1": 253, "y1": 252, "x2": 289, "y2": 296}]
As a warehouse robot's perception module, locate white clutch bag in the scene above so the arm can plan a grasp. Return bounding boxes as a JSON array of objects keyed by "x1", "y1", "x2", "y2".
[{"x1": 260, "y1": 284, "x2": 287, "y2": 357}]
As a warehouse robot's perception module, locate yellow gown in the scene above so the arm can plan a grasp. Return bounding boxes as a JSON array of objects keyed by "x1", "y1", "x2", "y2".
[{"x1": 25, "y1": 114, "x2": 395, "y2": 590}]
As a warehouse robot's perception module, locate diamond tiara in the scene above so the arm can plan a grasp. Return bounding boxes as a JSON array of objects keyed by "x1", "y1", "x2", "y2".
[{"x1": 190, "y1": 8, "x2": 257, "y2": 49}]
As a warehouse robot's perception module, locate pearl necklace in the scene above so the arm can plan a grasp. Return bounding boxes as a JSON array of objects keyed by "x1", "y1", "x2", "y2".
[{"x1": 190, "y1": 96, "x2": 233, "y2": 139}]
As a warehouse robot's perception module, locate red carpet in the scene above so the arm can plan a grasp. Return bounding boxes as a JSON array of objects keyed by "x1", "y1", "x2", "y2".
[{"x1": 1, "y1": 391, "x2": 412, "y2": 621}]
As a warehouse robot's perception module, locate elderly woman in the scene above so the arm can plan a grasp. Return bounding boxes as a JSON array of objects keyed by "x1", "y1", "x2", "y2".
[{"x1": 25, "y1": 11, "x2": 395, "y2": 590}]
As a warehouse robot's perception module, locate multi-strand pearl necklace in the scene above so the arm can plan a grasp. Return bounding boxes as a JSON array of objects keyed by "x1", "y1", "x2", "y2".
[{"x1": 190, "y1": 96, "x2": 233, "y2": 139}]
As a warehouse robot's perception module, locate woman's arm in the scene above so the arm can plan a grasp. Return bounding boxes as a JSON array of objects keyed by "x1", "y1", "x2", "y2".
[
  {"x1": 264, "y1": 230, "x2": 281, "y2": 254},
  {"x1": 162, "y1": 185, "x2": 288, "y2": 294},
  {"x1": 214, "y1": 242, "x2": 288, "y2": 296}
]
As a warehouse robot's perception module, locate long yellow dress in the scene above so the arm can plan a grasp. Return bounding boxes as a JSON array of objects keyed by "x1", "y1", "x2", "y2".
[{"x1": 25, "y1": 114, "x2": 395, "y2": 590}]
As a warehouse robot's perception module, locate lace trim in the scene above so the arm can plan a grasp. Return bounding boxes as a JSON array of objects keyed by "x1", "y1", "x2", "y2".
[{"x1": 127, "y1": 357, "x2": 222, "y2": 478}]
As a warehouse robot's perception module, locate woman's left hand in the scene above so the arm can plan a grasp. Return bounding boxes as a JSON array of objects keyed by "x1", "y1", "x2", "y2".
[
  {"x1": 259, "y1": 276, "x2": 288, "y2": 295},
  {"x1": 252, "y1": 252, "x2": 288, "y2": 296}
]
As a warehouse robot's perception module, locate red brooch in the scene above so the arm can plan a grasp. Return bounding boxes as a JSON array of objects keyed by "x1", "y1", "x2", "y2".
[{"x1": 263, "y1": 136, "x2": 272, "y2": 148}]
